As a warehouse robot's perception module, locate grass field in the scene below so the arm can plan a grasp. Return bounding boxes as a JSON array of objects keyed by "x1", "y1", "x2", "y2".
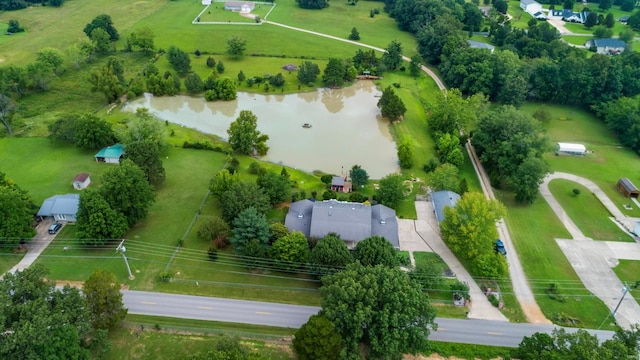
[
  {"x1": 548, "y1": 179, "x2": 633, "y2": 241},
  {"x1": 507, "y1": 0, "x2": 535, "y2": 29},
  {"x1": 0, "y1": 250, "x2": 24, "y2": 274},
  {"x1": 612, "y1": 260, "x2": 640, "y2": 302},
  {"x1": 198, "y1": 3, "x2": 274, "y2": 23},
  {"x1": 562, "y1": 35, "x2": 592, "y2": 45}
]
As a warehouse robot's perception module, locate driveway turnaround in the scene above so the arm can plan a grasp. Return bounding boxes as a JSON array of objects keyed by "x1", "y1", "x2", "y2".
[{"x1": 540, "y1": 172, "x2": 640, "y2": 329}]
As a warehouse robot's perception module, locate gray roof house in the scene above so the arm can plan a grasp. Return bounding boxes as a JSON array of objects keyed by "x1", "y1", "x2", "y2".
[
  {"x1": 37, "y1": 194, "x2": 80, "y2": 222},
  {"x1": 285, "y1": 199, "x2": 399, "y2": 249},
  {"x1": 585, "y1": 38, "x2": 626, "y2": 55},
  {"x1": 431, "y1": 190, "x2": 461, "y2": 223},
  {"x1": 551, "y1": 9, "x2": 589, "y2": 23},
  {"x1": 467, "y1": 40, "x2": 495, "y2": 53}
]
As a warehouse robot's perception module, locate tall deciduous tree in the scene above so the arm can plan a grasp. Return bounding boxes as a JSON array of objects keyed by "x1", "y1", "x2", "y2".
[
  {"x1": 227, "y1": 110, "x2": 269, "y2": 155},
  {"x1": 100, "y1": 159, "x2": 155, "y2": 227},
  {"x1": 74, "y1": 113, "x2": 117, "y2": 150},
  {"x1": 36, "y1": 48, "x2": 64, "y2": 76},
  {"x1": 309, "y1": 233, "x2": 353, "y2": 275},
  {"x1": 219, "y1": 181, "x2": 271, "y2": 222},
  {"x1": 440, "y1": 192, "x2": 507, "y2": 277},
  {"x1": 429, "y1": 89, "x2": 487, "y2": 136},
  {"x1": 270, "y1": 231, "x2": 310, "y2": 270},
  {"x1": 88, "y1": 60, "x2": 125, "y2": 102},
  {"x1": 353, "y1": 235, "x2": 399, "y2": 267},
  {"x1": 210, "y1": 169, "x2": 240, "y2": 198},
  {"x1": 230, "y1": 207, "x2": 270, "y2": 256},
  {"x1": 297, "y1": 61, "x2": 321, "y2": 84},
  {"x1": 382, "y1": 40, "x2": 403, "y2": 70},
  {"x1": 84, "y1": 14, "x2": 119, "y2": 41},
  {"x1": 349, "y1": 164, "x2": 369, "y2": 189},
  {"x1": 376, "y1": 173, "x2": 408, "y2": 209},
  {"x1": 90, "y1": 28, "x2": 113, "y2": 54},
  {"x1": 125, "y1": 140, "x2": 166, "y2": 188},
  {"x1": 0, "y1": 178, "x2": 36, "y2": 245},
  {"x1": 226, "y1": 35, "x2": 247, "y2": 58},
  {"x1": 76, "y1": 188, "x2": 128, "y2": 245},
  {"x1": 293, "y1": 314, "x2": 343, "y2": 360},
  {"x1": 83, "y1": 269, "x2": 128, "y2": 330},
  {"x1": 118, "y1": 108, "x2": 166, "y2": 147},
  {"x1": 127, "y1": 26, "x2": 155, "y2": 54},
  {"x1": 256, "y1": 170, "x2": 291, "y2": 205},
  {"x1": 322, "y1": 58, "x2": 347, "y2": 87},
  {"x1": 427, "y1": 163, "x2": 460, "y2": 192},
  {"x1": 435, "y1": 133, "x2": 464, "y2": 167},
  {"x1": 377, "y1": 86, "x2": 406, "y2": 121},
  {"x1": 321, "y1": 263, "x2": 437, "y2": 359},
  {"x1": 297, "y1": 0, "x2": 329, "y2": 9}
]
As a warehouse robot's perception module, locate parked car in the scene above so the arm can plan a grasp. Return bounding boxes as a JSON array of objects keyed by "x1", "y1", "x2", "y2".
[
  {"x1": 48, "y1": 222, "x2": 62, "y2": 234},
  {"x1": 494, "y1": 239, "x2": 507, "y2": 255}
]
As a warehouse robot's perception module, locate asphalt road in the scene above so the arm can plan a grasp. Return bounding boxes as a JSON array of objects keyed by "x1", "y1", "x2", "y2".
[{"x1": 123, "y1": 290, "x2": 616, "y2": 347}]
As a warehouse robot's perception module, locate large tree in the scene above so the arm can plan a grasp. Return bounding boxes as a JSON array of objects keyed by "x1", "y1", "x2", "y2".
[
  {"x1": 219, "y1": 181, "x2": 271, "y2": 223},
  {"x1": 83, "y1": 269, "x2": 128, "y2": 330},
  {"x1": 426, "y1": 163, "x2": 460, "y2": 192},
  {"x1": 429, "y1": 89, "x2": 487, "y2": 136},
  {"x1": 473, "y1": 106, "x2": 550, "y2": 204},
  {"x1": 293, "y1": 313, "x2": 343, "y2": 360},
  {"x1": 127, "y1": 26, "x2": 155, "y2": 54},
  {"x1": 76, "y1": 189, "x2": 128, "y2": 245},
  {"x1": 381, "y1": 40, "x2": 403, "y2": 71},
  {"x1": 0, "y1": 177, "x2": 36, "y2": 245},
  {"x1": 435, "y1": 132, "x2": 464, "y2": 167},
  {"x1": 230, "y1": 207, "x2": 270, "y2": 256},
  {"x1": 119, "y1": 107, "x2": 166, "y2": 148},
  {"x1": 36, "y1": 48, "x2": 64, "y2": 76},
  {"x1": 100, "y1": 159, "x2": 156, "y2": 227},
  {"x1": 321, "y1": 263, "x2": 437, "y2": 359},
  {"x1": 297, "y1": 0, "x2": 329, "y2": 9},
  {"x1": 397, "y1": 140, "x2": 413, "y2": 169},
  {"x1": 74, "y1": 113, "x2": 118, "y2": 150},
  {"x1": 376, "y1": 173, "x2": 408, "y2": 209},
  {"x1": 227, "y1": 110, "x2": 269, "y2": 155},
  {"x1": 88, "y1": 60, "x2": 125, "y2": 102},
  {"x1": 440, "y1": 192, "x2": 507, "y2": 277},
  {"x1": 0, "y1": 265, "x2": 98, "y2": 359},
  {"x1": 377, "y1": 86, "x2": 406, "y2": 121},
  {"x1": 166, "y1": 46, "x2": 191, "y2": 75},
  {"x1": 256, "y1": 170, "x2": 291, "y2": 205},
  {"x1": 349, "y1": 164, "x2": 369, "y2": 189},
  {"x1": 322, "y1": 58, "x2": 347, "y2": 87},
  {"x1": 353, "y1": 235, "x2": 399, "y2": 267},
  {"x1": 309, "y1": 233, "x2": 353, "y2": 275},
  {"x1": 210, "y1": 169, "x2": 240, "y2": 198},
  {"x1": 84, "y1": 14, "x2": 119, "y2": 41},
  {"x1": 226, "y1": 35, "x2": 247, "y2": 58},
  {"x1": 297, "y1": 61, "x2": 321, "y2": 84},
  {"x1": 270, "y1": 231, "x2": 310, "y2": 270},
  {"x1": 125, "y1": 140, "x2": 166, "y2": 188}
]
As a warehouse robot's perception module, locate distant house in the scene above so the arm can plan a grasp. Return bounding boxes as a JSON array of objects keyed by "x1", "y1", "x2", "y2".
[
  {"x1": 95, "y1": 144, "x2": 125, "y2": 164},
  {"x1": 202, "y1": 0, "x2": 212, "y2": 4},
  {"x1": 585, "y1": 38, "x2": 626, "y2": 55},
  {"x1": 331, "y1": 176, "x2": 352, "y2": 193},
  {"x1": 431, "y1": 190, "x2": 461, "y2": 223},
  {"x1": 618, "y1": 16, "x2": 629, "y2": 24},
  {"x1": 285, "y1": 199, "x2": 399, "y2": 249},
  {"x1": 224, "y1": 1, "x2": 255, "y2": 12},
  {"x1": 72, "y1": 173, "x2": 91, "y2": 190},
  {"x1": 551, "y1": 9, "x2": 589, "y2": 23},
  {"x1": 555, "y1": 142, "x2": 586, "y2": 156},
  {"x1": 617, "y1": 178, "x2": 640, "y2": 198},
  {"x1": 520, "y1": 0, "x2": 546, "y2": 19},
  {"x1": 37, "y1": 194, "x2": 80, "y2": 222},
  {"x1": 467, "y1": 40, "x2": 495, "y2": 53}
]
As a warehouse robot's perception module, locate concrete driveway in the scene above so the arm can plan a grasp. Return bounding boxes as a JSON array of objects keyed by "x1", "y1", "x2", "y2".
[{"x1": 5, "y1": 218, "x2": 60, "y2": 275}]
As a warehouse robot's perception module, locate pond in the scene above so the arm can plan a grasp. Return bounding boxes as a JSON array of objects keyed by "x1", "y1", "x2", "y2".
[{"x1": 122, "y1": 80, "x2": 399, "y2": 178}]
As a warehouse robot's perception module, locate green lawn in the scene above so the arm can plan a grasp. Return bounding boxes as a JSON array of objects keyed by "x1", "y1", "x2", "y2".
[
  {"x1": 0, "y1": 250, "x2": 24, "y2": 274},
  {"x1": 198, "y1": 3, "x2": 274, "y2": 23},
  {"x1": 612, "y1": 260, "x2": 640, "y2": 302},
  {"x1": 507, "y1": 0, "x2": 535, "y2": 29},
  {"x1": 498, "y1": 190, "x2": 616, "y2": 329},
  {"x1": 548, "y1": 179, "x2": 633, "y2": 241},
  {"x1": 562, "y1": 35, "x2": 592, "y2": 45}
]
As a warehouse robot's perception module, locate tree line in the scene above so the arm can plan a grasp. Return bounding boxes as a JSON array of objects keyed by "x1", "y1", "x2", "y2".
[{"x1": 0, "y1": 0, "x2": 64, "y2": 11}]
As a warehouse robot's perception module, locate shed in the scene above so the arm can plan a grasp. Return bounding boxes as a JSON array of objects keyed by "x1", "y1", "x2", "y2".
[
  {"x1": 224, "y1": 1, "x2": 255, "y2": 12},
  {"x1": 432, "y1": 190, "x2": 461, "y2": 223},
  {"x1": 37, "y1": 194, "x2": 80, "y2": 222},
  {"x1": 555, "y1": 142, "x2": 586, "y2": 156},
  {"x1": 202, "y1": 0, "x2": 212, "y2": 4},
  {"x1": 72, "y1": 173, "x2": 91, "y2": 190},
  {"x1": 95, "y1": 144, "x2": 125, "y2": 164},
  {"x1": 617, "y1": 178, "x2": 640, "y2": 198}
]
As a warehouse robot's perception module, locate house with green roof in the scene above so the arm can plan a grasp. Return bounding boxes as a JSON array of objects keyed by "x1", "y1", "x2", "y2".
[{"x1": 95, "y1": 144, "x2": 125, "y2": 164}]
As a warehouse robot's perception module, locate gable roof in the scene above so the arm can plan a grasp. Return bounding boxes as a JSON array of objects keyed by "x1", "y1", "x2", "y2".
[
  {"x1": 556, "y1": 142, "x2": 586, "y2": 153},
  {"x1": 285, "y1": 199, "x2": 399, "y2": 248},
  {"x1": 37, "y1": 194, "x2": 80, "y2": 217},
  {"x1": 618, "y1": 178, "x2": 639, "y2": 193},
  {"x1": 520, "y1": 0, "x2": 536, "y2": 6},
  {"x1": 72, "y1": 173, "x2": 90, "y2": 183},
  {"x1": 589, "y1": 38, "x2": 625, "y2": 49},
  {"x1": 331, "y1": 176, "x2": 345, "y2": 186},
  {"x1": 432, "y1": 190, "x2": 461, "y2": 223},
  {"x1": 95, "y1": 144, "x2": 125, "y2": 159},
  {"x1": 467, "y1": 40, "x2": 495, "y2": 51}
]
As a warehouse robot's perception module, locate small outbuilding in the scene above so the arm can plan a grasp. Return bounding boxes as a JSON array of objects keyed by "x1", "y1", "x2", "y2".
[
  {"x1": 37, "y1": 194, "x2": 80, "y2": 222},
  {"x1": 72, "y1": 173, "x2": 91, "y2": 190},
  {"x1": 224, "y1": 1, "x2": 255, "y2": 13},
  {"x1": 555, "y1": 142, "x2": 586, "y2": 156},
  {"x1": 617, "y1": 178, "x2": 640, "y2": 198},
  {"x1": 95, "y1": 144, "x2": 125, "y2": 164}
]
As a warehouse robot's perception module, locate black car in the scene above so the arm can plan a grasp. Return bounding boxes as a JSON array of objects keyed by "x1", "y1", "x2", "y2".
[{"x1": 48, "y1": 222, "x2": 62, "y2": 234}]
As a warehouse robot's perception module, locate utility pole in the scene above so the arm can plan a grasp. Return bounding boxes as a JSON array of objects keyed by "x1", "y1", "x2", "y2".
[
  {"x1": 598, "y1": 282, "x2": 630, "y2": 329},
  {"x1": 116, "y1": 239, "x2": 135, "y2": 280}
]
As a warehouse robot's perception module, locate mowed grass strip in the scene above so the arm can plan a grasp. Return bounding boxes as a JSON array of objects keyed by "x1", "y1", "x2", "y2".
[
  {"x1": 498, "y1": 191, "x2": 615, "y2": 329},
  {"x1": 612, "y1": 260, "x2": 640, "y2": 302},
  {"x1": 548, "y1": 179, "x2": 633, "y2": 241}
]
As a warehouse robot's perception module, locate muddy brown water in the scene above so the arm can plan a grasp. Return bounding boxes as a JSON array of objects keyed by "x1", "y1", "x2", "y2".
[{"x1": 122, "y1": 81, "x2": 399, "y2": 178}]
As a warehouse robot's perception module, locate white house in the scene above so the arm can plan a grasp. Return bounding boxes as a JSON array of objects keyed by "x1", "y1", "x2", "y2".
[
  {"x1": 202, "y1": 0, "x2": 212, "y2": 4},
  {"x1": 520, "y1": 0, "x2": 546, "y2": 19},
  {"x1": 37, "y1": 194, "x2": 80, "y2": 222},
  {"x1": 585, "y1": 38, "x2": 626, "y2": 55},
  {"x1": 555, "y1": 142, "x2": 586, "y2": 156},
  {"x1": 71, "y1": 173, "x2": 91, "y2": 190}
]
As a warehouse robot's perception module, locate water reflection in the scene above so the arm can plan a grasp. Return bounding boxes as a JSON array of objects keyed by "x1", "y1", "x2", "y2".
[{"x1": 122, "y1": 81, "x2": 399, "y2": 178}]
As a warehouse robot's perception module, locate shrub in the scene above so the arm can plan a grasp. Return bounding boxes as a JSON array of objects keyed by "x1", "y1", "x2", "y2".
[
  {"x1": 213, "y1": 236, "x2": 230, "y2": 249},
  {"x1": 423, "y1": 156, "x2": 440, "y2": 173},
  {"x1": 248, "y1": 162, "x2": 263, "y2": 174},
  {"x1": 208, "y1": 247, "x2": 218, "y2": 260},
  {"x1": 572, "y1": 188, "x2": 581, "y2": 196}
]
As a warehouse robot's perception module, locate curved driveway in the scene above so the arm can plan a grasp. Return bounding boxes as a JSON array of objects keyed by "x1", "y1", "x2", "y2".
[{"x1": 540, "y1": 172, "x2": 640, "y2": 329}]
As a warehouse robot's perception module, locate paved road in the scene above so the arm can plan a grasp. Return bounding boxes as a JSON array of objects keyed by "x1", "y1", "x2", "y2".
[
  {"x1": 466, "y1": 142, "x2": 551, "y2": 324},
  {"x1": 122, "y1": 290, "x2": 615, "y2": 347}
]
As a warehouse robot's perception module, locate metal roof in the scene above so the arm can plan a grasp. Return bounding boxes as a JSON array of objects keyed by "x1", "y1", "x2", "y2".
[
  {"x1": 619, "y1": 178, "x2": 639, "y2": 193},
  {"x1": 432, "y1": 190, "x2": 461, "y2": 223},
  {"x1": 556, "y1": 142, "x2": 586, "y2": 153},
  {"x1": 95, "y1": 144, "x2": 124, "y2": 159},
  {"x1": 590, "y1": 38, "x2": 626, "y2": 49},
  {"x1": 37, "y1": 194, "x2": 80, "y2": 217}
]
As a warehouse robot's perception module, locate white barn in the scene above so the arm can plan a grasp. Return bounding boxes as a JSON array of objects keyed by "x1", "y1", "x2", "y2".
[
  {"x1": 555, "y1": 142, "x2": 586, "y2": 156},
  {"x1": 71, "y1": 173, "x2": 91, "y2": 190}
]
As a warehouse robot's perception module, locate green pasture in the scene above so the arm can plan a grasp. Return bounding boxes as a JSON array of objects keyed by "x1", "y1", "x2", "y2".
[
  {"x1": 507, "y1": 0, "x2": 535, "y2": 29},
  {"x1": 612, "y1": 260, "x2": 640, "y2": 302},
  {"x1": 562, "y1": 35, "x2": 592, "y2": 45},
  {"x1": 518, "y1": 103, "x2": 640, "y2": 218},
  {"x1": 498, "y1": 190, "x2": 616, "y2": 329},
  {"x1": 198, "y1": 3, "x2": 273, "y2": 22},
  {"x1": 459, "y1": 149, "x2": 483, "y2": 194},
  {"x1": 548, "y1": 179, "x2": 633, "y2": 241},
  {"x1": 0, "y1": 250, "x2": 24, "y2": 274}
]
